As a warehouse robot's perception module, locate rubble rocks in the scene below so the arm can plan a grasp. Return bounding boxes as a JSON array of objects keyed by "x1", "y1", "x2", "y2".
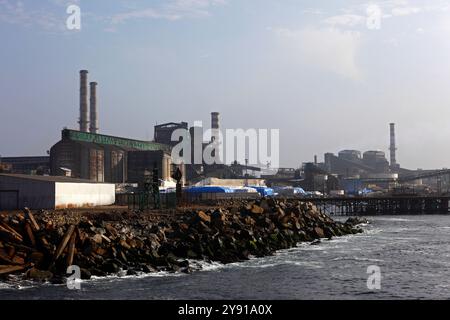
[
  {"x1": 0, "y1": 200, "x2": 365, "y2": 283},
  {"x1": 345, "y1": 217, "x2": 370, "y2": 226}
]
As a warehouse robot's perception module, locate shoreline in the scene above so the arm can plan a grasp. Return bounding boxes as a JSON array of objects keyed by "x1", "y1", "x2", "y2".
[{"x1": 0, "y1": 199, "x2": 365, "y2": 284}]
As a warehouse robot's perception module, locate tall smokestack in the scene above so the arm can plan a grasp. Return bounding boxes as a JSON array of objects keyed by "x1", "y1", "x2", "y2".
[
  {"x1": 389, "y1": 123, "x2": 397, "y2": 167},
  {"x1": 89, "y1": 82, "x2": 98, "y2": 134},
  {"x1": 79, "y1": 70, "x2": 89, "y2": 132},
  {"x1": 210, "y1": 112, "x2": 221, "y2": 163},
  {"x1": 211, "y1": 112, "x2": 220, "y2": 142}
]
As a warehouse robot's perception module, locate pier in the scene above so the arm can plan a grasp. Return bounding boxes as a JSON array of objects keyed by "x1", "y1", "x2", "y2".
[{"x1": 306, "y1": 196, "x2": 450, "y2": 216}]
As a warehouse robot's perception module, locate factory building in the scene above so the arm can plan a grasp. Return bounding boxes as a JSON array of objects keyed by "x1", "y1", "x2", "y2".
[
  {"x1": 324, "y1": 150, "x2": 390, "y2": 177},
  {"x1": 154, "y1": 122, "x2": 189, "y2": 147},
  {"x1": 49, "y1": 70, "x2": 180, "y2": 184},
  {"x1": 0, "y1": 173, "x2": 115, "y2": 210},
  {"x1": 362, "y1": 150, "x2": 390, "y2": 173},
  {"x1": 50, "y1": 129, "x2": 171, "y2": 183},
  {"x1": 127, "y1": 150, "x2": 174, "y2": 183},
  {"x1": 0, "y1": 156, "x2": 50, "y2": 175},
  {"x1": 338, "y1": 150, "x2": 361, "y2": 162}
]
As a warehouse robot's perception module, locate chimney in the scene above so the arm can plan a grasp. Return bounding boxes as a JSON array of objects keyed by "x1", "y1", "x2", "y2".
[
  {"x1": 389, "y1": 123, "x2": 397, "y2": 167},
  {"x1": 210, "y1": 112, "x2": 221, "y2": 163},
  {"x1": 89, "y1": 82, "x2": 98, "y2": 134},
  {"x1": 211, "y1": 112, "x2": 220, "y2": 142},
  {"x1": 79, "y1": 70, "x2": 89, "y2": 132}
]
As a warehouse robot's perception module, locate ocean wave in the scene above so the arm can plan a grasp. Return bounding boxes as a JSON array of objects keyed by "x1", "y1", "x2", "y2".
[
  {"x1": 373, "y1": 217, "x2": 425, "y2": 222},
  {"x1": 331, "y1": 256, "x2": 384, "y2": 263},
  {"x1": 187, "y1": 260, "x2": 226, "y2": 272}
]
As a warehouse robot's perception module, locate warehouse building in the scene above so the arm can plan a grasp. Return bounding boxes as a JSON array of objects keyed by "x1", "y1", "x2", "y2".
[
  {"x1": 50, "y1": 129, "x2": 173, "y2": 183},
  {"x1": 0, "y1": 173, "x2": 115, "y2": 210}
]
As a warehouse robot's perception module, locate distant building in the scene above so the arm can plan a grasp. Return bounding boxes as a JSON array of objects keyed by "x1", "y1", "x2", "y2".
[
  {"x1": 338, "y1": 150, "x2": 361, "y2": 162},
  {"x1": 0, "y1": 156, "x2": 50, "y2": 175},
  {"x1": 154, "y1": 122, "x2": 189, "y2": 147},
  {"x1": 127, "y1": 150, "x2": 176, "y2": 183},
  {"x1": 362, "y1": 150, "x2": 390, "y2": 173},
  {"x1": 324, "y1": 149, "x2": 390, "y2": 177}
]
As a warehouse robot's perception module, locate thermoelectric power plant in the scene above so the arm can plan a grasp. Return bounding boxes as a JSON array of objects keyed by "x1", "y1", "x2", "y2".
[
  {"x1": 49, "y1": 70, "x2": 229, "y2": 184},
  {"x1": 50, "y1": 70, "x2": 177, "y2": 184}
]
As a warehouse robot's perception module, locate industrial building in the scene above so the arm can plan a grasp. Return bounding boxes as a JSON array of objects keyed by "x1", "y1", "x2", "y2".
[
  {"x1": 154, "y1": 122, "x2": 189, "y2": 147},
  {"x1": 0, "y1": 156, "x2": 50, "y2": 175},
  {"x1": 50, "y1": 129, "x2": 172, "y2": 183},
  {"x1": 127, "y1": 150, "x2": 173, "y2": 183},
  {"x1": 323, "y1": 150, "x2": 390, "y2": 177},
  {"x1": 49, "y1": 70, "x2": 178, "y2": 184},
  {"x1": 152, "y1": 112, "x2": 242, "y2": 183},
  {"x1": 0, "y1": 173, "x2": 115, "y2": 210}
]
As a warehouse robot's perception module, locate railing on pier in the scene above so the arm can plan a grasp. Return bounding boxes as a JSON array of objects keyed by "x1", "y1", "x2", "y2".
[
  {"x1": 116, "y1": 193, "x2": 450, "y2": 216},
  {"x1": 304, "y1": 196, "x2": 450, "y2": 216}
]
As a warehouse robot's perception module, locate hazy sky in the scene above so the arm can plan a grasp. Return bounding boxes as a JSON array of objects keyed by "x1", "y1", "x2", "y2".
[{"x1": 1, "y1": 0, "x2": 450, "y2": 169}]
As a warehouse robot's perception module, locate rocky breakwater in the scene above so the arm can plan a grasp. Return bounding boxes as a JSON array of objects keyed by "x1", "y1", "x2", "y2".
[{"x1": 0, "y1": 199, "x2": 364, "y2": 283}]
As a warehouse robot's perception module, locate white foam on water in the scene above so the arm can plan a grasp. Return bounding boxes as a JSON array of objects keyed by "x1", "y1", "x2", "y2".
[
  {"x1": 331, "y1": 256, "x2": 384, "y2": 263},
  {"x1": 89, "y1": 269, "x2": 184, "y2": 283},
  {"x1": 187, "y1": 260, "x2": 226, "y2": 272},
  {"x1": 232, "y1": 262, "x2": 279, "y2": 269},
  {"x1": 374, "y1": 217, "x2": 425, "y2": 222},
  {"x1": 282, "y1": 260, "x2": 323, "y2": 268},
  {"x1": 0, "y1": 283, "x2": 13, "y2": 290}
]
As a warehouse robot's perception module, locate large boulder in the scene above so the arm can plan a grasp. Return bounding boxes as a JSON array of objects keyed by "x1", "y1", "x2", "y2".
[
  {"x1": 250, "y1": 205, "x2": 264, "y2": 215},
  {"x1": 314, "y1": 227, "x2": 325, "y2": 238},
  {"x1": 26, "y1": 268, "x2": 53, "y2": 281},
  {"x1": 196, "y1": 211, "x2": 211, "y2": 224}
]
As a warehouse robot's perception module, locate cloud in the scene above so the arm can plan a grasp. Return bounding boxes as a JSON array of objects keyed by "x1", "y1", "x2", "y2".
[
  {"x1": 111, "y1": 8, "x2": 180, "y2": 24},
  {"x1": 110, "y1": 0, "x2": 227, "y2": 24},
  {"x1": 271, "y1": 27, "x2": 362, "y2": 80},
  {"x1": 391, "y1": 6, "x2": 421, "y2": 16},
  {"x1": 323, "y1": 14, "x2": 365, "y2": 28},
  {"x1": 0, "y1": 0, "x2": 64, "y2": 30},
  {"x1": 0, "y1": 0, "x2": 227, "y2": 32},
  {"x1": 322, "y1": 0, "x2": 445, "y2": 32}
]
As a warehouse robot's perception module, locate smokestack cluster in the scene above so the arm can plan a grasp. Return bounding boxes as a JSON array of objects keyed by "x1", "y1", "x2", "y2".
[
  {"x1": 389, "y1": 123, "x2": 397, "y2": 167},
  {"x1": 79, "y1": 70, "x2": 99, "y2": 134}
]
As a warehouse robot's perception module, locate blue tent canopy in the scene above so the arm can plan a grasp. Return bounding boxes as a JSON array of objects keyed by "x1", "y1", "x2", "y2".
[
  {"x1": 249, "y1": 186, "x2": 274, "y2": 196},
  {"x1": 185, "y1": 186, "x2": 234, "y2": 194}
]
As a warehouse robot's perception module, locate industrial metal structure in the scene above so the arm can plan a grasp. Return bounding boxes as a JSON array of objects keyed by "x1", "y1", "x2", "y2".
[
  {"x1": 307, "y1": 195, "x2": 450, "y2": 216},
  {"x1": 154, "y1": 122, "x2": 188, "y2": 147},
  {"x1": 127, "y1": 150, "x2": 174, "y2": 183}
]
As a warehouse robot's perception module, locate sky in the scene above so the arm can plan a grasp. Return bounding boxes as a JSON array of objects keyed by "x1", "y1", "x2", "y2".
[{"x1": 1, "y1": 0, "x2": 450, "y2": 170}]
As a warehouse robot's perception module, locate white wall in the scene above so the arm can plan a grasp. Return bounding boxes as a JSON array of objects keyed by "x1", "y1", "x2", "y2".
[{"x1": 55, "y1": 182, "x2": 115, "y2": 209}]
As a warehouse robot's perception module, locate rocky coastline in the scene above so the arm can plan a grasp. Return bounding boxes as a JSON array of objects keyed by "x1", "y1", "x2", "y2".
[{"x1": 0, "y1": 198, "x2": 366, "y2": 283}]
